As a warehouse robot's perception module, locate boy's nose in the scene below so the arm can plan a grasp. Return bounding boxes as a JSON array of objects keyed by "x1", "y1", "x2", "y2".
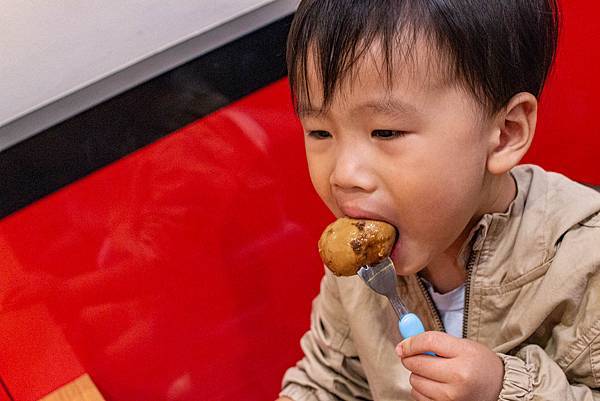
[{"x1": 330, "y1": 146, "x2": 376, "y2": 193}]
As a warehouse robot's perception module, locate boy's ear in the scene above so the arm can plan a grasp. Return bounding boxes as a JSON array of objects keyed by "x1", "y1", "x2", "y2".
[{"x1": 487, "y1": 92, "x2": 538, "y2": 175}]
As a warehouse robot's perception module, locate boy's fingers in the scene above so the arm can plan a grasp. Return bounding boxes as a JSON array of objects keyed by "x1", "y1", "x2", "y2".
[
  {"x1": 409, "y1": 373, "x2": 444, "y2": 401},
  {"x1": 400, "y1": 354, "x2": 453, "y2": 383},
  {"x1": 410, "y1": 388, "x2": 434, "y2": 401},
  {"x1": 396, "y1": 331, "x2": 461, "y2": 358}
]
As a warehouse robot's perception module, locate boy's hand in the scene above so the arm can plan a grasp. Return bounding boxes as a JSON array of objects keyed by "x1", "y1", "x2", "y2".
[{"x1": 396, "y1": 331, "x2": 504, "y2": 401}]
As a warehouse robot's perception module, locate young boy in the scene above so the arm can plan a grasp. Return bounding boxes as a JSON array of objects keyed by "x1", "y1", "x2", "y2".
[{"x1": 277, "y1": 1, "x2": 600, "y2": 400}]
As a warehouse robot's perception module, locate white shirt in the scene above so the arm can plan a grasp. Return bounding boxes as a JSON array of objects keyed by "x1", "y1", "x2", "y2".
[{"x1": 423, "y1": 280, "x2": 465, "y2": 338}]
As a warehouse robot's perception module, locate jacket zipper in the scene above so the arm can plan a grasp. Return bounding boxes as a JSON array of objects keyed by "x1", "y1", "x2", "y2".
[
  {"x1": 415, "y1": 245, "x2": 481, "y2": 337},
  {"x1": 462, "y1": 248, "x2": 479, "y2": 339},
  {"x1": 415, "y1": 229, "x2": 483, "y2": 336},
  {"x1": 416, "y1": 277, "x2": 445, "y2": 332}
]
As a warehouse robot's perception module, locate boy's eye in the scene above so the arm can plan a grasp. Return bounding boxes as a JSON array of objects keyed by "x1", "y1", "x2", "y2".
[
  {"x1": 307, "y1": 130, "x2": 332, "y2": 139},
  {"x1": 371, "y1": 130, "x2": 407, "y2": 139}
]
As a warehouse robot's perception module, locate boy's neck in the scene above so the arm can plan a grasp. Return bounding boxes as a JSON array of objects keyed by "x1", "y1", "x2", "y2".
[
  {"x1": 421, "y1": 172, "x2": 517, "y2": 294},
  {"x1": 420, "y1": 252, "x2": 466, "y2": 294}
]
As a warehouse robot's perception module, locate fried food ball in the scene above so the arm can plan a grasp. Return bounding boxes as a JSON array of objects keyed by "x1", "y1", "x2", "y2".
[{"x1": 318, "y1": 217, "x2": 397, "y2": 276}]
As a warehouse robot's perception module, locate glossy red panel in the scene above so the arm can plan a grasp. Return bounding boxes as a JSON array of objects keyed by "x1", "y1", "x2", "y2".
[
  {"x1": 0, "y1": 0, "x2": 598, "y2": 399},
  {"x1": 0, "y1": 233, "x2": 86, "y2": 399},
  {"x1": 0, "y1": 384, "x2": 11, "y2": 401},
  {"x1": 0, "y1": 79, "x2": 331, "y2": 400},
  {"x1": 523, "y1": 0, "x2": 600, "y2": 183}
]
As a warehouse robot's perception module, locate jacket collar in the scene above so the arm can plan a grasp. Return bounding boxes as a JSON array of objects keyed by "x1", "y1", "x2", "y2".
[{"x1": 460, "y1": 164, "x2": 600, "y2": 286}]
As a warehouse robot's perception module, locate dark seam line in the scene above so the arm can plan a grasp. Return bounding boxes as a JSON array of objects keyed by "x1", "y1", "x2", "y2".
[
  {"x1": 0, "y1": 14, "x2": 293, "y2": 220},
  {"x1": 0, "y1": 376, "x2": 15, "y2": 401}
]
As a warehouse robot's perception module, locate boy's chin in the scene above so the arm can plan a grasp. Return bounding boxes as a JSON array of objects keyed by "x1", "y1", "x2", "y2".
[
  {"x1": 392, "y1": 263, "x2": 422, "y2": 277},
  {"x1": 390, "y1": 256, "x2": 415, "y2": 276},
  {"x1": 390, "y1": 241, "x2": 411, "y2": 275},
  {"x1": 391, "y1": 248, "x2": 427, "y2": 277}
]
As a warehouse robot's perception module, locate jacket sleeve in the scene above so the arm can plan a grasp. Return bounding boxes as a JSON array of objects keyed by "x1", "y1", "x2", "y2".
[
  {"x1": 497, "y1": 264, "x2": 600, "y2": 400},
  {"x1": 497, "y1": 339, "x2": 600, "y2": 401},
  {"x1": 279, "y1": 268, "x2": 372, "y2": 401},
  {"x1": 495, "y1": 214, "x2": 600, "y2": 400}
]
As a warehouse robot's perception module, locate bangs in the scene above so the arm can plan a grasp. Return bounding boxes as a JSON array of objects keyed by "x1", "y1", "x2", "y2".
[
  {"x1": 286, "y1": 0, "x2": 559, "y2": 116},
  {"x1": 287, "y1": 0, "x2": 443, "y2": 115}
]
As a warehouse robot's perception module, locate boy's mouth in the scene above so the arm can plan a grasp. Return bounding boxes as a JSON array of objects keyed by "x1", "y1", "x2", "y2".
[
  {"x1": 340, "y1": 208, "x2": 392, "y2": 226},
  {"x1": 390, "y1": 237, "x2": 402, "y2": 261}
]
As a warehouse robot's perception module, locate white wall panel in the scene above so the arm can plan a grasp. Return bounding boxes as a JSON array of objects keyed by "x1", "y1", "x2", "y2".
[{"x1": 0, "y1": 0, "x2": 296, "y2": 148}]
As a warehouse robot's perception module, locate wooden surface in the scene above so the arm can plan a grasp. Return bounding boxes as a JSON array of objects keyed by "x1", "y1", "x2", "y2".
[{"x1": 38, "y1": 375, "x2": 105, "y2": 401}]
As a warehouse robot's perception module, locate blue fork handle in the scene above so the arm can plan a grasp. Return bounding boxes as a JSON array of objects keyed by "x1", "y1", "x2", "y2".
[
  {"x1": 399, "y1": 313, "x2": 425, "y2": 339},
  {"x1": 398, "y1": 313, "x2": 435, "y2": 356}
]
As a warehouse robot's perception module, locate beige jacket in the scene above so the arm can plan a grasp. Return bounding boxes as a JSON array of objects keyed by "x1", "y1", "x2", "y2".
[{"x1": 280, "y1": 165, "x2": 600, "y2": 401}]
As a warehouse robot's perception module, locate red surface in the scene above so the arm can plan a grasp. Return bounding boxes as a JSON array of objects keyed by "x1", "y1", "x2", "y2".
[
  {"x1": 0, "y1": 385, "x2": 11, "y2": 401},
  {"x1": 0, "y1": 80, "x2": 331, "y2": 400},
  {"x1": 0, "y1": 1, "x2": 598, "y2": 400},
  {"x1": 523, "y1": 0, "x2": 600, "y2": 183}
]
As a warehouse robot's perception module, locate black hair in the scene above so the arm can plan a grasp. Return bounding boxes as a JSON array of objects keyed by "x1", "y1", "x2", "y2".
[{"x1": 286, "y1": 0, "x2": 559, "y2": 115}]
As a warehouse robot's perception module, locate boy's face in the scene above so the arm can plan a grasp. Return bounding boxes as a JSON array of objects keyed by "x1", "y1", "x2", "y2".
[{"x1": 299, "y1": 43, "x2": 498, "y2": 276}]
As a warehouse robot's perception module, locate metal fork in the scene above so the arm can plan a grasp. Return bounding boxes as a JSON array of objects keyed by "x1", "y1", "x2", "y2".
[{"x1": 357, "y1": 257, "x2": 427, "y2": 340}]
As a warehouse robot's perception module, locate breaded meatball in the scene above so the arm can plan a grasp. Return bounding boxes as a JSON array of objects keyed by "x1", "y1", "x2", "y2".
[{"x1": 318, "y1": 217, "x2": 396, "y2": 276}]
